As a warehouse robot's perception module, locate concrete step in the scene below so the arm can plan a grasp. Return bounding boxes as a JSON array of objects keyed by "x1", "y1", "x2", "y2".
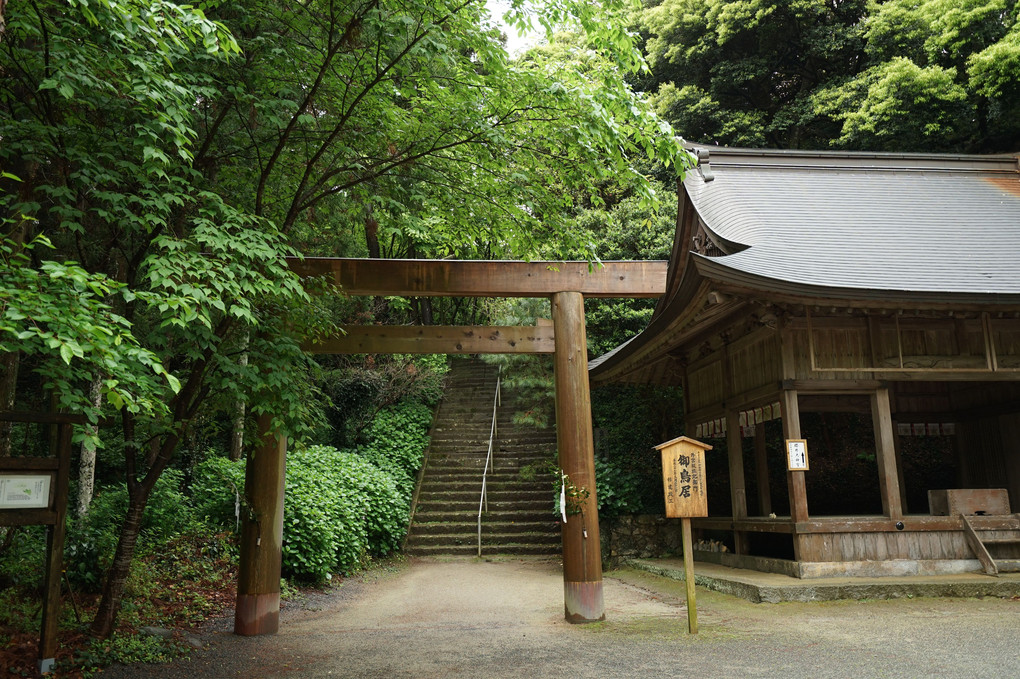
[
  {"x1": 429, "y1": 446, "x2": 552, "y2": 456},
  {"x1": 418, "y1": 480, "x2": 553, "y2": 494},
  {"x1": 414, "y1": 499, "x2": 554, "y2": 514},
  {"x1": 405, "y1": 543, "x2": 560, "y2": 556},
  {"x1": 406, "y1": 531, "x2": 560, "y2": 547},
  {"x1": 417, "y1": 488, "x2": 550, "y2": 502},
  {"x1": 409, "y1": 520, "x2": 558, "y2": 536},
  {"x1": 412, "y1": 509, "x2": 554, "y2": 523},
  {"x1": 420, "y1": 481, "x2": 554, "y2": 497}
]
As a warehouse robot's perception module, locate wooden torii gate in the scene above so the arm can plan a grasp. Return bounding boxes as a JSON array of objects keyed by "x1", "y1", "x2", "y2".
[{"x1": 234, "y1": 258, "x2": 667, "y2": 635}]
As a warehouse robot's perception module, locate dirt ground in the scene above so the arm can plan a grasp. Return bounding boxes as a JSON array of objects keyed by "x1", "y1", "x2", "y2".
[{"x1": 100, "y1": 556, "x2": 1020, "y2": 679}]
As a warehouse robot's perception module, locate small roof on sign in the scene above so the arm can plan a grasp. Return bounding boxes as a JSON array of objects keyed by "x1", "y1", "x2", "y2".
[{"x1": 654, "y1": 435, "x2": 713, "y2": 451}]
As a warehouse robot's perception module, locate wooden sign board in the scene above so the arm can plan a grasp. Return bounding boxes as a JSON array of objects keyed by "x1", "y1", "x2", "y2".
[
  {"x1": 786, "y1": 439, "x2": 809, "y2": 471},
  {"x1": 655, "y1": 436, "x2": 711, "y2": 519}
]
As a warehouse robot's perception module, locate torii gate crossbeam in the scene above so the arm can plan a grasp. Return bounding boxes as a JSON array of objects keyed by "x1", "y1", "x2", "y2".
[{"x1": 235, "y1": 259, "x2": 667, "y2": 635}]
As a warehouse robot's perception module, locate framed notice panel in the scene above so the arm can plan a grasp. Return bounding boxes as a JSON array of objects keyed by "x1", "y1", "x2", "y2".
[
  {"x1": 655, "y1": 436, "x2": 711, "y2": 518},
  {"x1": 0, "y1": 474, "x2": 53, "y2": 509},
  {"x1": 786, "y1": 439, "x2": 809, "y2": 471}
]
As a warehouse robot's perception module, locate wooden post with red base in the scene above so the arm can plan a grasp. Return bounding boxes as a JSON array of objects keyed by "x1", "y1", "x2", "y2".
[
  {"x1": 235, "y1": 414, "x2": 286, "y2": 636},
  {"x1": 552, "y1": 291, "x2": 605, "y2": 623}
]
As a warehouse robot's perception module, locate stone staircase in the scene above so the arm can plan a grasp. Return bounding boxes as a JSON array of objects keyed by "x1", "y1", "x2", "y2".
[{"x1": 405, "y1": 357, "x2": 561, "y2": 556}]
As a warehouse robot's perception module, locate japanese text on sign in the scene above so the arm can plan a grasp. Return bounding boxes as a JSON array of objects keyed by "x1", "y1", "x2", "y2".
[
  {"x1": 786, "y1": 439, "x2": 809, "y2": 471},
  {"x1": 658, "y1": 439, "x2": 709, "y2": 518}
]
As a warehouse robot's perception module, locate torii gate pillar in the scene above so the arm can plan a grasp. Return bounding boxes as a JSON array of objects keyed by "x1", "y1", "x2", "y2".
[
  {"x1": 552, "y1": 291, "x2": 605, "y2": 622},
  {"x1": 235, "y1": 414, "x2": 286, "y2": 635}
]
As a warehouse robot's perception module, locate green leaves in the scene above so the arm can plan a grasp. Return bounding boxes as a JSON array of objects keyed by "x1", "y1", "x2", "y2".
[
  {"x1": 0, "y1": 237, "x2": 181, "y2": 421},
  {"x1": 640, "y1": 0, "x2": 1020, "y2": 151},
  {"x1": 281, "y1": 445, "x2": 412, "y2": 582},
  {"x1": 816, "y1": 58, "x2": 970, "y2": 149}
]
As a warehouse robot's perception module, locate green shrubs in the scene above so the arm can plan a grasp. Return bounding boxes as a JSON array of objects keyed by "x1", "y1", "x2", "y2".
[
  {"x1": 590, "y1": 383, "x2": 684, "y2": 519},
  {"x1": 282, "y1": 445, "x2": 406, "y2": 581},
  {"x1": 190, "y1": 455, "x2": 246, "y2": 529},
  {"x1": 190, "y1": 401, "x2": 435, "y2": 583},
  {"x1": 64, "y1": 470, "x2": 197, "y2": 592},
  {"x1": 357, "y1": 402, "x2": 433, "y2": 502}
]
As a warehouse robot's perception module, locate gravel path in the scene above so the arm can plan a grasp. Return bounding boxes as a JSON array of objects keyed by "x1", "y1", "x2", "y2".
[{"x1": 100, "y1": 556, "x2": 1020, "y2": 678}]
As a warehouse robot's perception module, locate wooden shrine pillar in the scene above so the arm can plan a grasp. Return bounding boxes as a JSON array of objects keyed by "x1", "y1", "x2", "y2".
[
  {"x1": 871, "y1": 387, "x2": 903, "y2": 520},
  {"x1": 725, "y1": 409, "x2": 748, "y2": 554},
  {"x1": 551, "y1": 291, "x2": 605, "y2": 623},
  {"x1": 780, "y1": 388, "x2": 809, "y2": 560},
  {"x1": 235, "y1": 414, "x2": 286, "y2": 636},
  {"x1": 780, "y1": 389, "x2": 808, "y2": 522},
  {"x1": 754, "y1": 424, "x2": 772, "y2": 516}
]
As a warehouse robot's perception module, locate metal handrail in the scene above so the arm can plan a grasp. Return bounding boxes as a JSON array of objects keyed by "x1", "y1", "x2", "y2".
[{"x1": 477, "y1": 369, "x2": 501, "y2": 557}]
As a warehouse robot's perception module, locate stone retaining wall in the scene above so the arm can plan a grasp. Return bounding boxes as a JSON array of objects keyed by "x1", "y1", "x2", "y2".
[{"x1": 600, "y1": 515, "x2": 684, "y2": 566}]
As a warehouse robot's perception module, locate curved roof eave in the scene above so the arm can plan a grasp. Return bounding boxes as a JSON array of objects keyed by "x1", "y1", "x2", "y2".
[
  {"x1": 691, "y1": 254, "x2": 1020, "y2": 308},
  {"x1": 588, "y1": 269, "x2": 713, "y2": 383}
]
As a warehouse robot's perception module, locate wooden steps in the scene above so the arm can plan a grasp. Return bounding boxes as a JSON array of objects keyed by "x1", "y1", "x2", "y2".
[{"x1": 961, "y1": 513, "x2": 1020, "y2": 575}]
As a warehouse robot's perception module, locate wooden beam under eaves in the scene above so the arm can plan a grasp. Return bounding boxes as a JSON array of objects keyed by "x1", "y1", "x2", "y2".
[
  {"x1": 304, "y1": 325, "x2": 556, "y2": 354},
  {"x1": 286, "y1": 258, "x2": 667, "y2": 298}
]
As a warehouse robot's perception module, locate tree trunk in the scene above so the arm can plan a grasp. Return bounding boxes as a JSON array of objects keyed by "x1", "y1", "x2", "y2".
[
  {"x1": 230, "y1": 401, "x2": 246, "y2": 462},
  {"x1": 230, "y1": 333, "x2": 250, "y2": 461},
  {"x1": 90, "y1": 482, "x2": 151, "y2": 638},
  {"x1": 416, "y1": 298, "x2": 434, "y2": 326},
  {"x1": 364, "y1": 211, "x2": 380, "y2": 259},
  {"x1": 75, "y1": 376, "x2": 102, "y2": 517},
  {"x1": 91, "y1": 420, "x2": 182, "y2": 637},
  {"x1": 0, "y1": 351, "x2": 18, "y2": 457}
]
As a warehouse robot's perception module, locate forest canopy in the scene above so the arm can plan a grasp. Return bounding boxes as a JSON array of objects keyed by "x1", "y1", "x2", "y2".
[{"x1": 638, "y1": 0, "x2": 1020, "y2": 151}]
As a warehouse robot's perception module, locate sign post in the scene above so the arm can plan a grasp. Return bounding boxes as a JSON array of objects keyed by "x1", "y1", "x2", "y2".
[
  {"x1": 0, "y1": 412, "x2": 78, "y2": 675},
  {"x1": 655, "y1": 436, "x2": 712, "y2": 634}
]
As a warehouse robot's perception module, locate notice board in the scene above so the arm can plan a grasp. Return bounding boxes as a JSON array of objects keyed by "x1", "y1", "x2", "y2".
[{"x1": 655, "y1": 436, "x2": 711, "y2": 519}]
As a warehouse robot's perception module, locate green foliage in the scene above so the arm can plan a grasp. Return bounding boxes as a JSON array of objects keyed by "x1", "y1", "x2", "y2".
[
  {"x1": 358, "y1": 402, "x2": 434, "y2": 502},
  {"x1": 639, "y1": 0, "x2": 1020, "y2": 152},
  {"x1": 816, "y1": 58, "x2": 970, "y2": 149},
  {"x1": 573, "y1": 193, "x2": 677, "y2": 357},
  {"x1": 591, "y1": 384, "x2": 684, "y2": 518},
  {"x1": 63, "y1": 631, "x2": 190, "y2": 677},
  {"x1": 640, "y1": 0, "x2": 867, "y2": 148},
  {"x1": 189, "y1": 455, "x2": 246, "y2": 529},
  {"x1": 556, "y1": 469, "x2": 591, "y2": 517},
  {"x1": 0, "y1": 236, "x2": 180, "y2": 425},
  {"x1": 64, "y1": 470, "x2": 197, "y2": 592},
  {"x1": 594, "y1": 456, "x2": 651, "y2": 517},
  {"x1": 478, "y1": 300, "x2": 556, "y2": 429},
  {"x1": 189, "y1": 397, "x2": 434, "y2": 584},
  {"x1": 0, "y1": 525, "x2": 42, "y2": 588},
  {"x1": 282, "y1": 445, "x2": 406, "y2": 582},
  {"x1": 316, "y1": 354, "x2": 447, "y2": 449},
  {"x1": 0, "y1": 528, "x2": 48, "y2": 611}
]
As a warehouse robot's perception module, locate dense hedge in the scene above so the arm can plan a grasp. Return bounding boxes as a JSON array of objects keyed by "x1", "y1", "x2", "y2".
[
  {"x1": 189, "y1": 400, "x2": 435, "y2": 583},
  {"x1": 357, "y1": 402, "x2": 433, "y2": 503},
  {"x1": 281, "y1": 446, "x2": 405, "y2": 580}
]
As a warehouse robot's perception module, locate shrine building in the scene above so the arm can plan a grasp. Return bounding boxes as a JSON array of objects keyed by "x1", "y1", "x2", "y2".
[{"x1": 590, "y1": 146, "x2": 1020, "y2": 577}]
